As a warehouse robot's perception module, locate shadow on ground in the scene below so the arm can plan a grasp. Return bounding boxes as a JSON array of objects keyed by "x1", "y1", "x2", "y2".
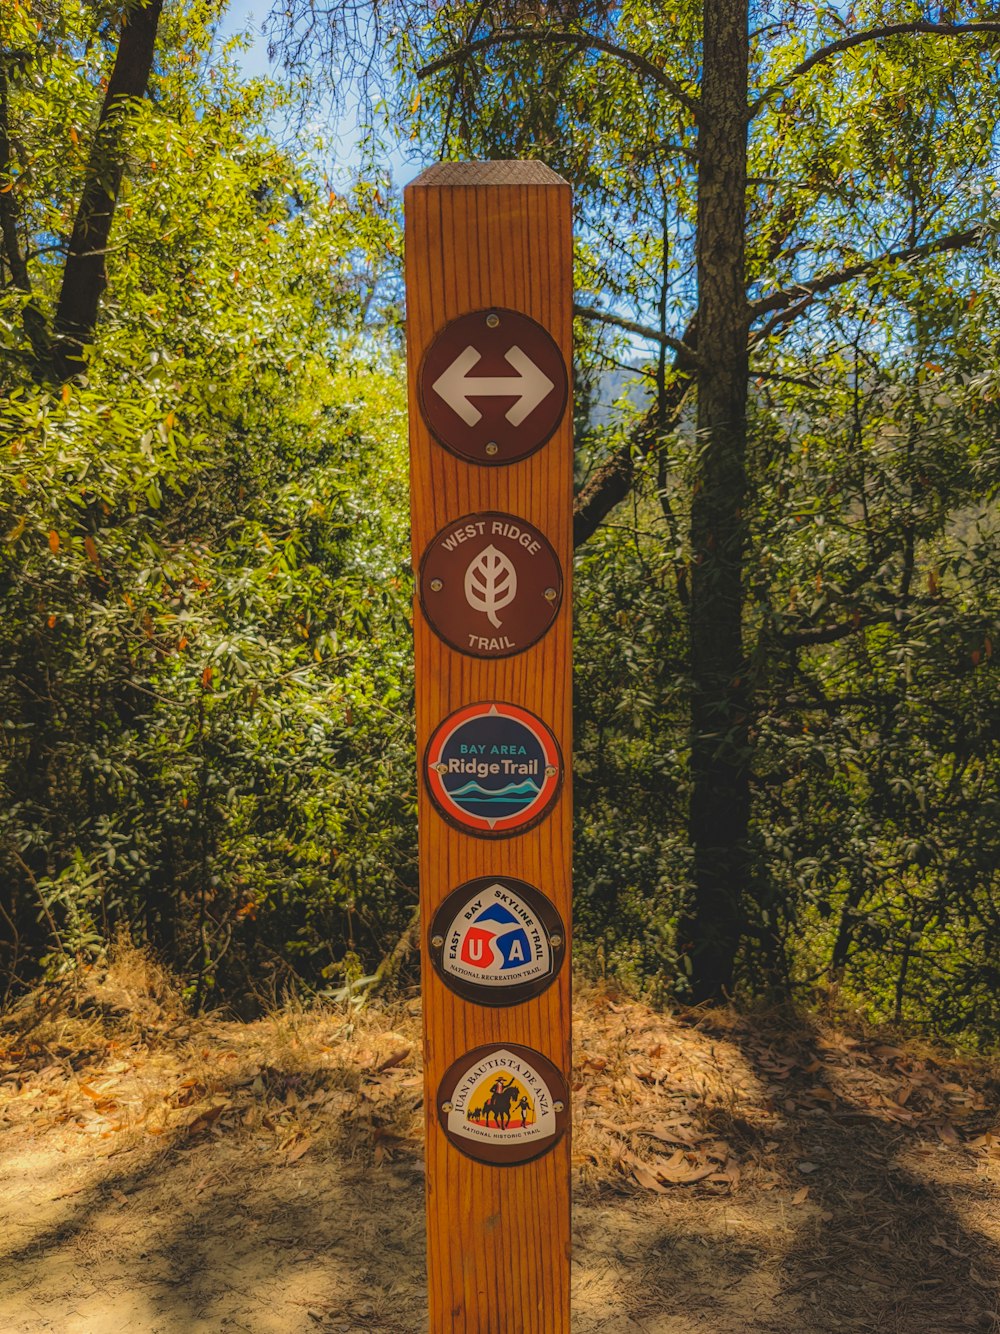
[
  {"x1": 1, "y1": 996, "x2": 998, "y2": 1333},
  {"x1": 573, "y1": 1009, "x2": 1000, "y2": 1333}
]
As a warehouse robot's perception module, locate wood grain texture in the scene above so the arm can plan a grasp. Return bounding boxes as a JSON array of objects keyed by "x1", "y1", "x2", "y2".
[{"x1": 404, "y1": 164, "x2": 573, "y2": 1334}]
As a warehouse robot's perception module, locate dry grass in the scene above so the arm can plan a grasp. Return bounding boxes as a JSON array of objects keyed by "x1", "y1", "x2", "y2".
[
  {"x1": 0, "y1": 934, "x2": 187, "y2": 1054},
  {"x1": 0, "y1": 954, "x2": 998, "y2": 1332},
  {"x1": 571, "y1": 992, "x2": 1000, "y2": 1332}
]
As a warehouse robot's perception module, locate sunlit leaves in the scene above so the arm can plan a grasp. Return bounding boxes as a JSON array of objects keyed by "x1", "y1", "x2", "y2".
[{"x1": 0, "y1": 0, "x2": 413, "y2": 1004}]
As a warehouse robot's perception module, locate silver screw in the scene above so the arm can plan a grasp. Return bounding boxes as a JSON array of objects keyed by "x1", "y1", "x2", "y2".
[
  {"x1": 441, "y1": 1101, "x2": 454, "y2": 1113},
  {"x1": 543, "y1": 587, "x2": 557, "y2": 601},
  {"x1": 550, "y1": 934, "x2": 563, "y2": 949},
  {"x1": 485, "y1": 442, "x2": 499, "y2": 456},
  {"x1": 429, "y1": 578, "x2": 443, "y2": 592},
  {"x1": 433, "y1": 762, "x2": 449, "y2": 774},
  {"x1": 553, "y1": 1101, "x2": 565, "y2": 1113},
  {"x1": 486, "y1": 313, "x2": 500, "y2": 328},
  {"x1": 430, "y1": 934, "x2": 444, "y2": 949},
  {"x1": 545, "y1": 765, "x2": 557, "y2": 776}
]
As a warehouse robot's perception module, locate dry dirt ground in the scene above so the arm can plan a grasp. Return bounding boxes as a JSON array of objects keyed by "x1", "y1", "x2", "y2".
[{"x1": 1, "y1": 951, "x2": 999, "y2": 1333}]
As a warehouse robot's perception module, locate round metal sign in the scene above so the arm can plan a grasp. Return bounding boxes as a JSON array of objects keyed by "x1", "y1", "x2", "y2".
[
  {"x1": 437, "y1": 1043, "x2": 570, "y2": 1165},
  {"x1": 418, "y1": 308, "x2": 568, "y2": 465},
  {"x1": 419, "y1": 512, "x2": 562, "y2": 658},
  {"x1": 424, "y1": 702, "x2": 562, "y2": 838},
  {"x1": 428, "y1": 877, "x2": 566, "y2": 1006}
]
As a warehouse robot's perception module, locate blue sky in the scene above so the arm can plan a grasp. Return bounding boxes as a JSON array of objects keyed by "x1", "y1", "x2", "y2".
[{"x1": 214, "y1": 0, "x2": 422, "y2": 185}]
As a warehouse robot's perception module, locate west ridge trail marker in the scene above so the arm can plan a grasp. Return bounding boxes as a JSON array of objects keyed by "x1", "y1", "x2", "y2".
[{"x1": 405, "y1": 161, "x2": 573, "y2": 1332}]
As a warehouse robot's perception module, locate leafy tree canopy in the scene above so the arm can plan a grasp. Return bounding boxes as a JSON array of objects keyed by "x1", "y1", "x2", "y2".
[{"x1": 1, "y1": 0, "x2": 414, "y2": 1008}]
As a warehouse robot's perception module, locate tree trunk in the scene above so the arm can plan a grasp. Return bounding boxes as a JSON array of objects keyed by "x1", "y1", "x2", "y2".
[
  {"x1": 681, "y1": 0, "x2": 751, "y2": 1001},
  {"x1": 52, "y1": 0, "x2": 164, "y2": 378},
  {"x1": 0, "y1": 66, "x2": 50, "y2": 362}
]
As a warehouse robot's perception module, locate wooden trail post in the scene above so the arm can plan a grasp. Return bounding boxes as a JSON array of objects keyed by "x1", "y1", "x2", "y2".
[{"x1": 405, "y1": 161, "x2": 573, "y2": 1332}]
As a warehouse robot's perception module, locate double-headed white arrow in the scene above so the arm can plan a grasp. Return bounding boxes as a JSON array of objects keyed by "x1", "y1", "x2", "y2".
[{"x1": 431, "y1": 344, "x2": 555, "y2": 427}]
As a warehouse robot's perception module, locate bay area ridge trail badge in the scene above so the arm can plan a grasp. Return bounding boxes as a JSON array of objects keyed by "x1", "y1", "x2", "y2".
[
  {"x1": 419, "y1": 511, "x2": 563, "y2": 658},
  {"x1": 418, "y1": 308, "x2": 568, "y2": 465},
  {"x1": 423, "y1": 701, "x2": 562, "y2": 838},
  {"x1": 437, "y1": 1043, "x2": 570, "y2": 1165},
  {"x1": 428, "y1": 876, "x2": 566, "y2": 1006}
]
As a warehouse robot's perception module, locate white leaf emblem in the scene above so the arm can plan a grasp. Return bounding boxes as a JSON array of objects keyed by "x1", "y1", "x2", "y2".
[{"x1": 464, "y1": 545, "x2": 517, "y2": 628}]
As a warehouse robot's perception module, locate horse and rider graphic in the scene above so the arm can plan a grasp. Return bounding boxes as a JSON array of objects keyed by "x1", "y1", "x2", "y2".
[{"x1": 466, "y1": 1075, "x2": 534, "y2": 1130}]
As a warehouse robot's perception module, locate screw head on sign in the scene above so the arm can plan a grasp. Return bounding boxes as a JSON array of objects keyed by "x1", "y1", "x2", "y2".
[
  {"x1": 430, "y1": 934, "x2": 444, "y2": 949},
  {"x1": 485, "y1": 313, "x2": 500, "y2": 328},
  {"x1": 550, "y1": 934, "x2": 563, "y2": 949},
  {"x1": 545, "y1": 765, "x2": 557, "y2": 777},
  {"x1": 553, "y1": 1101, "x2": 565, "y2": 1113},
  {"x1": 429, "y1": 578, "x2": 443, "y2": 592},
  {"x1": 484, "y1": 441, "x2": 499, "y2": 456},
  {"x1": 441, "y1": 1101, "x2": 454, "y2": 1114},
  {"x1": 543, "y1": 586, "x2": 557, "y2": 601},
  {"x1": 434, "y1": 762, "x2": 449, "y2": 774}
]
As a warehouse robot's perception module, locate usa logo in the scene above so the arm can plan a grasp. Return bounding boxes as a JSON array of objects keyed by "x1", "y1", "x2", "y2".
[{"x1": 428, "y1": 877, "x2": 565, "y2": 1005}]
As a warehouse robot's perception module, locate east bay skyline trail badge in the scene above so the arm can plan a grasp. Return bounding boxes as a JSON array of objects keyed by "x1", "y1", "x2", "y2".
[
  {"x1": 424, "y1": 702, "x2": 562, "y2": 837},
  {"x1": 437, "y1": 1043, "x2": 570, "y2": 1165},
  {"x1": 419, "y1": 512, "x2": 562, "y2": 658},
  {"x1": 418, "y1": 308, "x2": 568, "y2": 465},
  {"x1": 429, "y1": 877, "x2": 566, "y2": 1005}
]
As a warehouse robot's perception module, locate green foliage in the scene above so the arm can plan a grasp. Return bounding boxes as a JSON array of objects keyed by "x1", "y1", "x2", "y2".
[
  {"x1": 745, "y1": 264, "x2": 1000, "y2": 1034},
  {"x1": 572, "y1": 457, "x2": 690, "y2": 996},
  {"x1": 0, "y1": 0, "x2": 413, "y2": 1009},
  {"x1": 4, "y1": 0, "x2": 1000, "y2": 1046},
  {"x1": 359, "y1": 0, "x2": 1000, "y2": 1036}
]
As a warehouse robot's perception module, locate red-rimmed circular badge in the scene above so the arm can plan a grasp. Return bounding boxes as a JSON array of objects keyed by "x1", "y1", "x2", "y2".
[{"x1": 423, "y1": 702, "x2": 563, "y2": 838}]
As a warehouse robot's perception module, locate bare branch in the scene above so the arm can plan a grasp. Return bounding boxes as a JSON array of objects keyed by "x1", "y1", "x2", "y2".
[
  {"x1": 572, "y1": 296, "x2": 698, "y2": 546},
  {"x1": 774, "y1": 585, "x2": 945, "y2": 647},
  {"x1": 749, "y1": 226, "x2": 986, "y2": 337},
  {"x1": 573, "y1": 369, "x2": 693, "y2": 546},
  {"x1": 574, "y1": 182, "x2": 798, "y2": 545},
  {"x1": 632, "y1": 134, "x2": 700, "y2": 165},
  {"x1": 574, "y1": 411, "x2": 655, "y2": 547},
  {"x1": 750, "y1": 19, "x2": 1000, "y2": 117},
  {"x1": 750, "y1": 366, "x2": 822, "y2": 391},
  {"x1": 574, "y1": 301, "x2": 697, "y2": 359},
  {"x1": 774, "y1": 609, "x2": 896, "y2": 648},
  {"x1": 417, "y1": 28, "x2": 700, "y2": 119},
  {"x1": 571, "y1": 84, "x2": 990, "y2": 548},
  {"x1": 751, "y1": 292, "x2": 812, "y2": 344}
]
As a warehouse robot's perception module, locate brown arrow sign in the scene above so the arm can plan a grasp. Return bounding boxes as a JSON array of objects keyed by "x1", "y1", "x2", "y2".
[{"x1": 418, "y1": 308, "x2": 568, "y2": 464}]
